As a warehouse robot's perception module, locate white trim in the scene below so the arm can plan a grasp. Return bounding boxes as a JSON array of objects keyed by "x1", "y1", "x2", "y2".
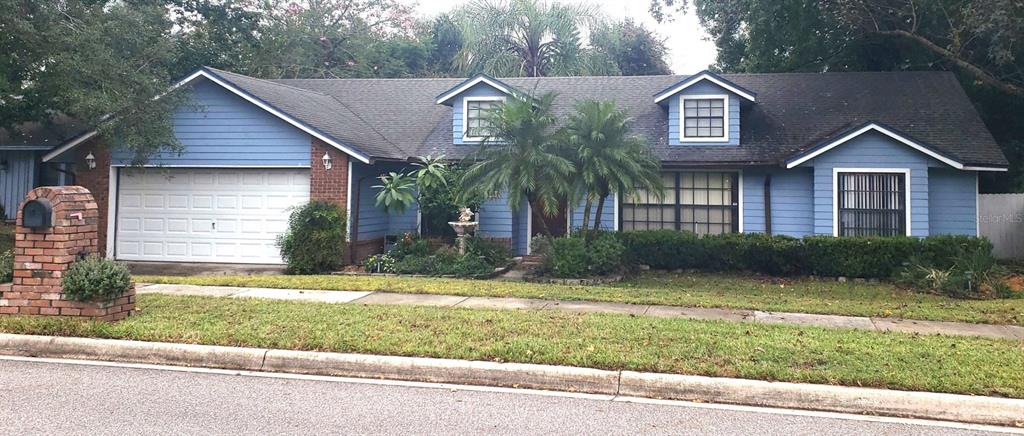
[
  {"x1": 831, "y1": 168, "x2": 912, "y2": 237},
  {"x1": 525, "y1": 201, "x2": 533, "y2": 255},
  {"x1": 975, "y1": 172, "x2": 980, "y2": 237},
  {"x1": 962, "y1": 166, "x2": 1008, "y2": 172},
  {"x1": 679, "y1": 94, "x2": 730, "y2": 143},
  {"x1": 612, "y1": 192, "x2": 619, "y2": 231},
  {"x1": 43, "y1": 69, "x2": 372, "y2": 165},
  {"x1": 436, "y1": 76, "x2": 512, "y2": 104},
  {"x1": 461, "y1": 96, "x2": 506, "y2": 142},
  {"x1": 42, "y1": 131, "x2": 98, "y2": 163},
  {"x1": 737, "y1": 169, "x2": 744, "y2": 232},
  {"x1": 106, "y1": 166, "x2": 118, "y2": 259},
  {"x1": 787, "y1": 123, "x2": 963, "y2": 170},
  {"x1": 654, "y1": 73, "x2": 757, "y2": 103},
  {"x1": 346, "y1": 159, "x2": 353, "y2": 241}
]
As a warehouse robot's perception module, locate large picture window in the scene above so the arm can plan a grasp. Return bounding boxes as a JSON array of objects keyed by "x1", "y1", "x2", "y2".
[
  {"x1": 682, "y1": 97, "x2": 726, "y2": 140},
  {"x1": 836, "y1": 171, "x2": 907, "y2": 237},
  {"x1": 621, "y1": 171, "x2": 739, "y2": 235},
  {"x1": 464, "y1": 98, "x2": 501, "y2": 139}
]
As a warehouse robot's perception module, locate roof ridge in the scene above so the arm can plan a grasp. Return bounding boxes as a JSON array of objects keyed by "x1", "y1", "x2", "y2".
[{"x1": 205, "y1": 66, "x2": 336, "y2": 97}]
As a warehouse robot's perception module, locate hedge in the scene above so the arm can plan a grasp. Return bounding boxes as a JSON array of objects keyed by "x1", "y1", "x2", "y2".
[{"x1": 618, "y1": 231, "x2": 993, "y2": 279}]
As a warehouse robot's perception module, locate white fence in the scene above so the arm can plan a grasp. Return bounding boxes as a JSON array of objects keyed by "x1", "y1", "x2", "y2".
[{"x1": 979, "y1": 193, "x2": 1024, "y2": 258}]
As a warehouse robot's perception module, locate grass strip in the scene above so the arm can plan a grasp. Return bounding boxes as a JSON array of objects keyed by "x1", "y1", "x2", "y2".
[
  {"x1": 136, "y1": 272, "x2": 1024, "y2": 325},
  {"x1": 1, "y1": 294, "x2": 1022, "y2": 398}
]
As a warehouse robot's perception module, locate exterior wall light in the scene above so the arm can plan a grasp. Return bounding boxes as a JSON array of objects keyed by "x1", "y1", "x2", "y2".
[
  {"x1": 85, "y1": 152, "x2": 97, "y2": 169},
  {"x1": 322, "y1": 152, "x2": 332, "y2": 170}
]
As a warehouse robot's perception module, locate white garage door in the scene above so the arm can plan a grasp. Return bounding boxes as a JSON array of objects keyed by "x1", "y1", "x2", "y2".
[{"x1": 115, "y1": 168, "x2": 310, "y2": 264}]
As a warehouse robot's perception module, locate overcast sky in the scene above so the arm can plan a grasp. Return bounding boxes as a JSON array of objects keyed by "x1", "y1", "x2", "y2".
[{"x1": 412, "y1": 0, "x2": 718, "y2": 74}]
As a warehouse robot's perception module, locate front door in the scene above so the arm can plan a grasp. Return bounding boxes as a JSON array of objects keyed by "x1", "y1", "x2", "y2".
[{"x1": 530, "y1": 200, "x2": 568, "y2": 238}]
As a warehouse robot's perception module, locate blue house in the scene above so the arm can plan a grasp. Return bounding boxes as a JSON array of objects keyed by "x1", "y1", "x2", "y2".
[{"x1": 38, "y1": 67, "x2": 1008, "y2": 265}]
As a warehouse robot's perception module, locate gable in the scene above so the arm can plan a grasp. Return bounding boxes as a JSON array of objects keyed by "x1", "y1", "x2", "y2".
[
  {"x1": 668, "y1": 80, "x2": 741, "y2": 146},
  {"x1": 786, "y1": 123, "x2": 963, "y2": 170},
  {"x1": 111, "y1": 78, "x2": 311, "y2": 167},
  {"x1": 451, "y1": 82, "x2": 507, "y2": 145}
]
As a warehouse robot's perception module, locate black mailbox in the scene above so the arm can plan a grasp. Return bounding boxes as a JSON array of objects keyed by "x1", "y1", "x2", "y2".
[{"x1": 23, "y1": 199, "x2": 52, "y2": 229}]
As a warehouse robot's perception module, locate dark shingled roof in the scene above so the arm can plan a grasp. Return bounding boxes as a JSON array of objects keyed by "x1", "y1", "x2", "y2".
[{"x1": 205, "y1": 69, "x2": 1006, "y2": 167}]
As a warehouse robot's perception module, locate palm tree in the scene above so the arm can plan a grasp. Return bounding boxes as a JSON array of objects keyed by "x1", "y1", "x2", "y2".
[
  {"x1": 566, "y1": 100, "x2": 662, "y2": 231},
  {"x1": 453, "y1": 0, "x2": 610, "y2": 77},
  {"x1": 460, "y1": 92, "x2": 574, "y2": 236}
]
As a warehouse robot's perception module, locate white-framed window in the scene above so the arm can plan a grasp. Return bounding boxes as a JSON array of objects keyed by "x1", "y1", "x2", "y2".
[
  {"x1": 621, "y1": 170, "x2": 742, "y2": 235},
  {"x1": 462, "y1": 96, "x2": 504, "y2": 141},
  {"x1": 681, "y1": 94, "x2": 729, "y2": 142},
  {"x1": 832, "y1": 168, "x2": 911, "y2": 237}
]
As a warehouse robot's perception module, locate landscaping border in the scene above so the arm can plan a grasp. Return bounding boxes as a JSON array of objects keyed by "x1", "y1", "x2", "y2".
[{"x1": 1, "y1": 333, "x2": 1020, "y2": 427}]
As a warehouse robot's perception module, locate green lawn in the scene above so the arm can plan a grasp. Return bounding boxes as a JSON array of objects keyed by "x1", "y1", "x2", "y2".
[
  {"x1": 0, "y1": 294, "x2": 1021, "y2": 398},
  {"x1": 136, "y1": 271, "x2": 1024, "y2": 325}
]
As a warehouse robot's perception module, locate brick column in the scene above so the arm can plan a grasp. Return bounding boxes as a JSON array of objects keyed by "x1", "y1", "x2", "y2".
[
  {"x1": 310, "y1": 138, "x2": 352, "y2": 263},
  {"x1": 0, "y1": 186, "x2": 134, "y2": 321},
  {"x1": 73, "y1": 142, "x2": 111, "y2": 256},
  {"x1": 310, "y1": 138, "x2": 350, "y2": 210}
]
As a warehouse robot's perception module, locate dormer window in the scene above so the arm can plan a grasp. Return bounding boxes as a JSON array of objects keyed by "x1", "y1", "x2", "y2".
[
  {"x1": 682, "y1": 95, "x2": 728, "y2": 142},
  {"x1": 463, "y1": 96, "x2": 504, "y2": 141}
]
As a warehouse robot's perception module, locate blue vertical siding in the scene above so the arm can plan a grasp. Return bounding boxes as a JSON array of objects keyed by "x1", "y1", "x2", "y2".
[
  {"x1": 352, "y1": 161, "x2": 388, "y2": 240},
  {"x1": 804, "y1": 131, "x2": 934, "y2": 236},
  {"x1": 452, "y1": 83, "x2": 506, "y2": 145},
  {"x1": 478, "y1": 191, "x2": 513, "y2": 238},
  {"x1": 0, "y1": 151, "x2": 37, "y2": 219},
  {"x1": 569, "y1": 194, "x2": 615, "y2": 231},
  {"x1": 742, "y1": 168, "x2": 815, "y2": 237},
  {"x1": 668, "y1": 80, "x2": 741, "y2": 146},
  {"x1": 111, "y1": 78, "x2": 311, "y2": 167},
  {"x1": 929, "y1": 168, "x2": 977, "y2": 235}
]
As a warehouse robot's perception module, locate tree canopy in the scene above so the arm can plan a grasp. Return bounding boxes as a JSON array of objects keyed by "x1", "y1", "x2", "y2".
[
  {"x1": 1, "y1": 0, "x2": 673, "y2": 163},
  {"x1": 650, "y1": 0, "x2": 1024, "y2": 192}
]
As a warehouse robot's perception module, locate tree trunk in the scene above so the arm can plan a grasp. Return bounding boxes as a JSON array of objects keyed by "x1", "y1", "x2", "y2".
[
  {"x1": 581, "y1": 193, "x2": 593, "y2": 232},
  {"x1": 592, "y1": 194, "x2": 608, "y2": 232}
]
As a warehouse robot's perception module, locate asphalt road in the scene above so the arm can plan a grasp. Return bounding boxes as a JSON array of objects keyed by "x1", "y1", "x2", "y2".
[{"x1": 0, "y1": 357, "x2": 1015, "y2": 435}]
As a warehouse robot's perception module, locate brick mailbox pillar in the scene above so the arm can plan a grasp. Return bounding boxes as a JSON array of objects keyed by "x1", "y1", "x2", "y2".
[{"x1": 0, "y1": 186, "x2": 135, "y2": 321}]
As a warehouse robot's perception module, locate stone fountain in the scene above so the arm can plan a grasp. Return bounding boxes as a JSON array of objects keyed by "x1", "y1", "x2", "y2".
[{"x1": 448, "y1": 207, "x2": 479, "y2": 255}]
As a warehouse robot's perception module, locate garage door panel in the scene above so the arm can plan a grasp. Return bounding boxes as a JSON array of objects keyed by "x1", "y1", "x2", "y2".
[{"x1": 115, "y1": 168, "x2": 310, "y2": 264}]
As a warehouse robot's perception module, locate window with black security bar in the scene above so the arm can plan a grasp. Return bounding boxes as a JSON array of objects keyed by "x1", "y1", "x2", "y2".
[
  {"x1": 837, "y1": 172, "x2": 906, "y2": 237},
  {"x1": 620, "y1": 171, "x2": 739, "y2": 235}
]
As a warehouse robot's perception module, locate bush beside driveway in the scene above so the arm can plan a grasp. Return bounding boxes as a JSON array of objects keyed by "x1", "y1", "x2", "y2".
[{"x1": 136, "y1": 272, "x2": 1024, "y2": 326}]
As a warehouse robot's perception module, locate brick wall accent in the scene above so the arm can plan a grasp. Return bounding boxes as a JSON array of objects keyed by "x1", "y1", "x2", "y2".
[
  {"x1": 0, "y1": 186, "x2": 134, "y2": 321},
  {"x1": 351, "y1": 237, "x2": 386, "y2": 263},
  {"x1": 311, "y1": 138, "x2": 351, "y2": 263},
  {"x1": 73, "y1": 142, "x2": 111, "y2": 256},
  {"x1": 310, "y1": 138, "x2": 350, "y2": 211}
]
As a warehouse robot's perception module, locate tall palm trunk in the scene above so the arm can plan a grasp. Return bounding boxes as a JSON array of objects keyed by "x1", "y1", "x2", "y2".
[
  {"x1": 581, "y1": 193, "x2": 594, "y2": 231},
  {"x1": 592, "y1": 193, "x2": 608, "y2": 231}
]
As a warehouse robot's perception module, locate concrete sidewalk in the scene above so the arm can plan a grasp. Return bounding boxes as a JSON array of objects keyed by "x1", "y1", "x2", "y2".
[{"x1": 136, "y1": 283, "x2": 1024, "y2": 341}]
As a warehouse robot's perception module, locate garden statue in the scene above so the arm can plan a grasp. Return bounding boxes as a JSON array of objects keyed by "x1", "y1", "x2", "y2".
[{"x1": 449, "y1": 207, "x2": 479, "y2": 255}]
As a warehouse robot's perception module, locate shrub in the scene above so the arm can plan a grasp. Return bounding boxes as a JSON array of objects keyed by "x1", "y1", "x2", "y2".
[
  {"x1": 618, "y1": 230, "x2": 995, "y2": 280},
  {"x1": 390, "y1": 233, "x2": 431, "y2": 260},
  {"x1": 529, "y1": 235, "x2": 553, "y2": 257},
  {"x1": 450, "y1": 254, "x2": 494, "y2": 277},
  {"x1": 546, "y1": 237, "x2": 588, "y2": 278},
  {"x1": 278, "y1": 201, "x2": 347, "y2": 274},
  {"x1": 393, "y1": 254, "x2": 431, "y2": 274},
  {"x1": 466, "y1": 237, "x2": 512, "y2": 266},
  {"x1": 586, "y1": 232, "x2": 626, "y2": 275},
  {"x1": 897, "y1": 247, "x2": 1009, "y2": 299},
  {"x1": 0, "y1": 250, "x2": 12, "y2": 283},
  {"x1": 61, "y1": 255, "x2": 132, "y2": 302},
  {"x1": 364, "y1": 253, "x2": 396, "y2": 273}
]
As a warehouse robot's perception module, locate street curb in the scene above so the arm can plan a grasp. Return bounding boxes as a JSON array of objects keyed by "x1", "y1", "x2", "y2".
[{"x1": 1, "y1": 333, "x2": 1022, "y2": 427}]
